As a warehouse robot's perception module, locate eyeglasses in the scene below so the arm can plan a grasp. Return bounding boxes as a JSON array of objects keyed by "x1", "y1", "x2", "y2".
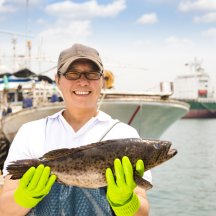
[{"x1": 58, "y1": 71, "x2": 103, "y2": 80}]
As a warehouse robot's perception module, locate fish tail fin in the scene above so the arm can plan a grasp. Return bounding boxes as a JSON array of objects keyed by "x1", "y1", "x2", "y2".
[
  {"x1": 7, "y1": 159, "x2": 42, "y2": 180},
  {"x1": 134, "y1": 172, "x2": 153, "y2": 191}
]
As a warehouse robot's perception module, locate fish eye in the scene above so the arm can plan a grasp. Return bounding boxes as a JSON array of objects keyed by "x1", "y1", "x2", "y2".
[{"x1": 153, "y1": 143, "x2": 161, "y2": 149}]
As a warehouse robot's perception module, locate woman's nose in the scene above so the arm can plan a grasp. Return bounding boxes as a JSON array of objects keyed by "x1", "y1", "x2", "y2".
[{"x1": 77, "y1": 74, "x2": 89, "y2": 85}]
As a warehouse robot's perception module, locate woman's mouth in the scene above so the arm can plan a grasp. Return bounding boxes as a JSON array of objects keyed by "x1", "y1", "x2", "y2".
[{"x1": 73, "y1": 91, "x2": 91, "y2": 95}]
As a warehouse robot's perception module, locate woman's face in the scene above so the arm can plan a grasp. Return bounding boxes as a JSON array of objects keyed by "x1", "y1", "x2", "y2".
[{"x1": 55, "y1": 59, "x2": 103, "y2": 111}]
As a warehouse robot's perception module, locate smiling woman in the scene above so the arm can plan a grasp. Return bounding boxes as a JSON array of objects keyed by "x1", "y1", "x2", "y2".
[
  {"x1": 0, "y1": 43, "x2": 150, "y2": 216},
  {"x1": 55, "y1": 46, "x2": 104, "y2": 114}
]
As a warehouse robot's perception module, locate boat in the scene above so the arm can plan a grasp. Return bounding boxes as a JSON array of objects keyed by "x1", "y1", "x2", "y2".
[
  {"x1": 0, "y1": 66, "x2": 60, "y2": 171},
  {"x1": 0, "y1": 68, "x2": 189, "y2": 143},
  {"x1": 172, "y1": 59, "x2": 216, "y2": 118},
  {"x1": 1, "y1": 91, "x2": 189, "y2": 143}
]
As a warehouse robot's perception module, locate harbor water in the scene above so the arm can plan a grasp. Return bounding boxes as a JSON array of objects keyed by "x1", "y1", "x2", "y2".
[{"x1": 148, "y1": 119, "x2": 216, "y2": 216}]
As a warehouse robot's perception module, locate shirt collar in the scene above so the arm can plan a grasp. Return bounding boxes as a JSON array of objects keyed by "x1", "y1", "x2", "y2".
[
  {"x1": 48, "y1": 109, "x2": 111, "y2": 122},
  {"x1": 47, "y1": 109, "x2": 65, "y2": 119}
]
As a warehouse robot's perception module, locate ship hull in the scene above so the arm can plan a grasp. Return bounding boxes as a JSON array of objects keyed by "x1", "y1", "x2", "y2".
[
  {"x1": 180, "y1": 99, "x2": 216, "y2": 118},
  {"x1": 184, "y1": 110, "x2": 216, "y2": 118},
  {"x1": 1, "y1": 93, "x2": 189, "y2": 142}
]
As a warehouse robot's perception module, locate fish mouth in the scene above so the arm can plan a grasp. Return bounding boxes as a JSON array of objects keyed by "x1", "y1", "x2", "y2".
[
  {"x1": 153, "y1": 141, "x2": 177, "y2": 166},
  {"x1": 168, "y1": 148, "x2": 178, "y2": 156},
  {"x1": 159, "y1": 148, "x2": 177, "y2": 164},
  {"x1": 167, "y1": 148, "x2": 178, "y2": 160}
]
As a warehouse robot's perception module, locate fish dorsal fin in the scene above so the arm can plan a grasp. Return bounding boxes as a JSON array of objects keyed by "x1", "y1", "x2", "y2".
[
  {"x1": 41, "y1": 139, "x2": 124, "y2": 161},
  {"x1": 71, "y1": 139, "x2": 115, "y2": 151},
  {"x1": 70, "y1": 139, "x2": 130, "y2": 153},
  {"x1": 41, "y1": 148, "x2": 71, "y2": 160},
  {"x1": 41, "y1": 141, "x2": 106, "y2": 160},
  {"x1": 134, "y1": 172, "x2": 153, "y2": 191}
]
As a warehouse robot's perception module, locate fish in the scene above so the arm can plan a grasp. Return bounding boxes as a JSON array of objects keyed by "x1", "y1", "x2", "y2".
[{"x1": 7, "y1": 138, "x2": 177, "y2": 190}]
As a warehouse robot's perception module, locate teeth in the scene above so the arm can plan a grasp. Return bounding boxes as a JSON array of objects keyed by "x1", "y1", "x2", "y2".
[{"x1": 74, "y1": 91, "x2": 90, "y2": 95}]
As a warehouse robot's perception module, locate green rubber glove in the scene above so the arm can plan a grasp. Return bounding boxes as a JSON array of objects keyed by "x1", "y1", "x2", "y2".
[
  {"x1": 106, "y1": 156, "x2": 144, "y2": 216},
  {"x1": 14, "y1": 164, "x2": 56, "y2": 208}
]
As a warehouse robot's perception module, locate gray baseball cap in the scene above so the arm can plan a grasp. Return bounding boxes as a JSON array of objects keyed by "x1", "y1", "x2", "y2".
[{"x1": 57, "y1": 43, "x2": 104, "y2": 74}]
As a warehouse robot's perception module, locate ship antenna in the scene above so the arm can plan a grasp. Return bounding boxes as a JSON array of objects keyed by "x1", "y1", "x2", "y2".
[
  {"x1": 26, "y1": 0, "x2": 31, "y2": 69},
  {"x1": 185, "y1": 57, "x2": 203, "y2": 74}
]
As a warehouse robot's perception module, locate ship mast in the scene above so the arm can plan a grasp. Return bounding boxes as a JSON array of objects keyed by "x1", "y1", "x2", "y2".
[
  {"x1": 26, "y1": 0, "x2": 31, "y2": 69},
  {"x1": 185, "y1": 58, "x2": 204, "y2": 75},
  {"x1": 0, "y1": 0, "x2": 32, "y2": 71}
]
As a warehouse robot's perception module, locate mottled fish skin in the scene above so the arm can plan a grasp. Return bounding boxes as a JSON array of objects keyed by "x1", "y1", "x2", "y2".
[{"x1": 7, "y1": 138, "x2": 177, "y2": 189}]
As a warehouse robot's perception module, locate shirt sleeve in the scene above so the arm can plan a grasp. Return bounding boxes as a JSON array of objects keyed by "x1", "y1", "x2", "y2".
[
  {"x1": 3, "y1": 118, "x2": 47, "y2": 177},
  {"x1": 3, "y1": 125, "x2": 28, "y2": 176}
]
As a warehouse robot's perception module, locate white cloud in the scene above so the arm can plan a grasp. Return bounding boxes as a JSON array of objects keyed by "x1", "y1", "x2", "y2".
[
  {"x1": 0, "y1": 0, "x2": 42, "y2": 12},
  {"x1": 179, "y1": 0, "x2": 216, "y2": 12},
  {"x1": 146, "y1": 0, "x2": 173, "y2": 3},
  {"x1": 165, "y1": 36, "x2": 193, "y2": 46},
  {"x1": 30, "y1": 19, "x2": 93, "y2": 70},
  {"x1": 36, "y1": 1, "x2": 128, "y2": 57},
  {"x1": 36, "y1": 18, "x2": 46, "y2": 25},
  {"x1": 134, "y1": 39, "x2": 153, "y2": 47},
  {"x1": 202, "y1": 28, "x2": 216, "y2": 37},
  {"x1": 193, "y1": 12, "x2": 216, "y2": 23},
  {"x1": 0, "y1": 0, "x2": 15, "y2": 12},
  {"x1": 136, "y1": 13, "x2": 158, "y2": 24},
  {"x1": 38, "y1": 20, "x2": 91, "y2": 40},
  {"x1": 165, "y1": 36, "x2": 179, "y2": 44},
  {"x1": 6, "y1": 0, "x2": 42, "y2": 6},
  {"x1": 45, "y1": 0, "x2": 126, "y2": 19},
  {"x1": 36, "y1": 20, "x2": 92, "y2": 57},
  {"x1": 0, "y1": 16, "x2": 5, "y2": 22}
]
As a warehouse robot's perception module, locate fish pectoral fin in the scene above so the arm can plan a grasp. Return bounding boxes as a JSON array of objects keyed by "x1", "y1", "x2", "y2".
[
  {"x1": 56, "y1": 177, "x2": 68, "y2": 186},
  {"x1": 134, "y1": 172, "x2": 153, "y2": 191},
  {"x1": 41, "y1": 148, "x2": 71, "y2": 160}
]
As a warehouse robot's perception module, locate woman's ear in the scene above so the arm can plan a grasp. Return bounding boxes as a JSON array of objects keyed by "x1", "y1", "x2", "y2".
[
  {"x1": 102, "y1": 75, "x2": 106, "y2": 89},
  {"x1": 55, "y1": 74, "x2": 60, "y2": 86}
]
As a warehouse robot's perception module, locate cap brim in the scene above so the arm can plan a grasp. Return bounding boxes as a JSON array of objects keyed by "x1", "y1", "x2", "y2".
[{"x1": 59, "y1": 56, "x2": 103, "y2": 74}]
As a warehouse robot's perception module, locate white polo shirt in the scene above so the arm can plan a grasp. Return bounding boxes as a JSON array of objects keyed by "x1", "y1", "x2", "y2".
[{"x1": 3, "y1": 110, "x2": 152, "y2": 183}]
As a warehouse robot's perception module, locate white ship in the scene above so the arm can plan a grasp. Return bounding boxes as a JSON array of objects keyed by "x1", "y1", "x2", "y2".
[
  {"x1": 173, "y1": 59, "x2": 216, "y2": 118},
  {"x1": 0, "y1": 70, "x2": 189, "y2": 142}
]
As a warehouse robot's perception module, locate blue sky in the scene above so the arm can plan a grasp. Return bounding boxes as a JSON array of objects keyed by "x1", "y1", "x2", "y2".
[{"x1": 0, "y1": 0, "x2": 216, "y2": 91}]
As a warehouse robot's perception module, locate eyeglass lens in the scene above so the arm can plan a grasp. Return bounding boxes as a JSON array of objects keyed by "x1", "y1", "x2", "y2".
[{"x1": 64, "y1": 72, "x2": 102, "y2": 80}]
